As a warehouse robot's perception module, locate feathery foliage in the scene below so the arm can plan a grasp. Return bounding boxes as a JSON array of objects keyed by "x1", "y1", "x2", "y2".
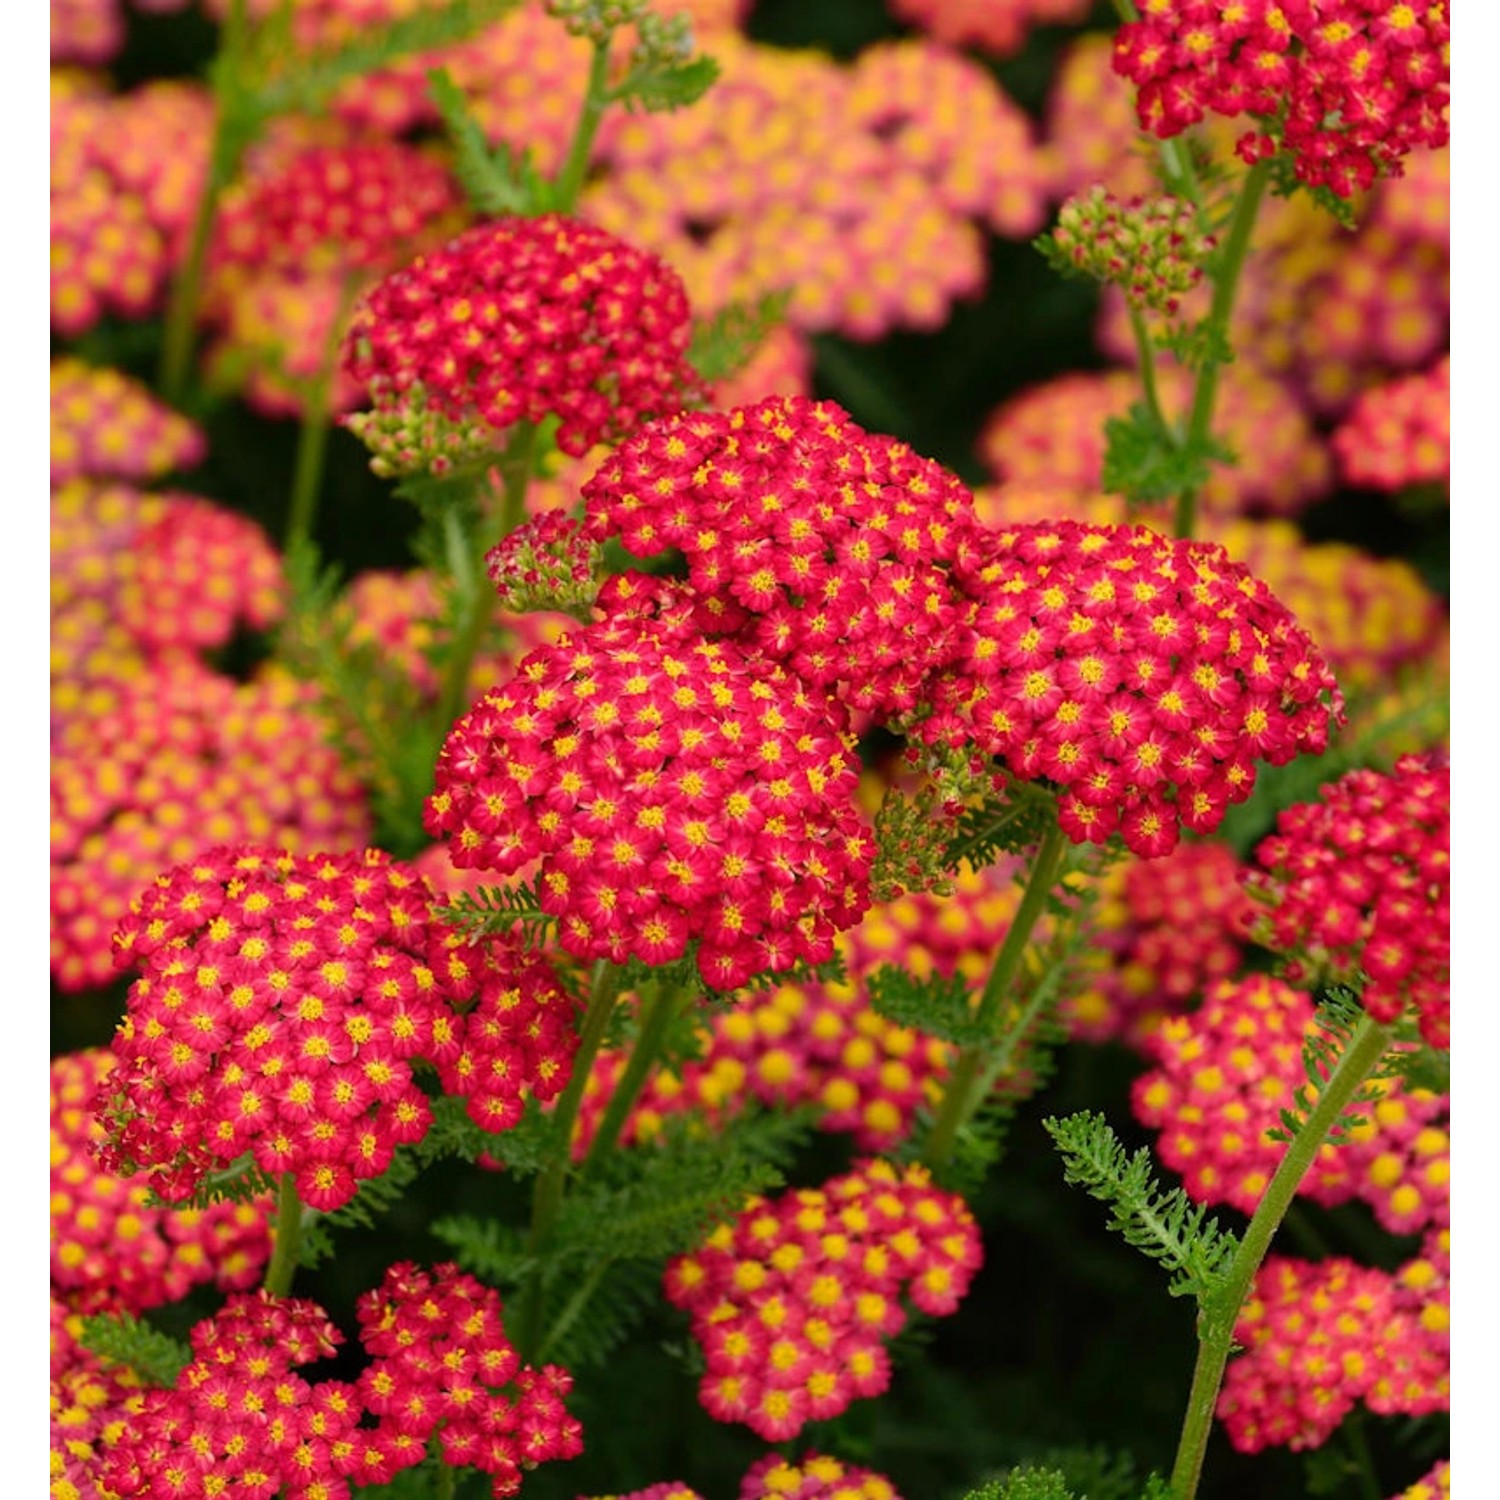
[
  {"x1": 1267, "y1": 988, "x2": 1387, "y2": 1145},
  {"x1": 1102, "y1": 403, "x2": 1234, "y2": 506},
  {"x1": 79, "y1": 1312, "x2": 192, "y2": 1388},
  {"x1": 1043, "y1": 1111, "x2": 1240, "y2": 1302},
  {"x1": 427, "y1": 66, "x2": 555, "y2": 218},
  {"x1": 143, "y1": 1154, "x2": 277, "y2": 1213},
  {"x1": 435, "y1": 879, "x2": 558, "y2": 950},
  {"x1": 869, "y1": 967, "x2": 988, "y2": 1049},
  {"x1": 686, "y1": 291, "x2": 792, "y2": 385},
  {"x1": 962, "y1": 1469, "x2": 1077, "y2": 1500}
]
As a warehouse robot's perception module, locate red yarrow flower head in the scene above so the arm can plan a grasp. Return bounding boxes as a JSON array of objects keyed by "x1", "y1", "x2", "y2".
[
  {"x1": 426, "y1": 596, "x2": 875, "y2": 989},
  {"x1": 342, "y1": 213, "x2": 706, "y2": 475},
  {"x1": 665, "y1": 1158, "x2": 981, "y2": 1442},
  {"x1": 581, "y1": 395, "x2": 981, "y2": 722},
  {"x1": 1244, "y1": 753, "x2": 1449, "y2": 1046},
  {"x1": 95, "y1": 845, "x2": 580, "y2": 1209},
  {"x1": 739, "y1": 1451, "x2": 904, "y2": 1499},
  {"x1": 919, "y1": 518, "x2": 1342, "y2": 858}
]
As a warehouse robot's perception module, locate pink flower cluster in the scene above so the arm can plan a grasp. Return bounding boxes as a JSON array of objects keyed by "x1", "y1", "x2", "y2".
[
  {"x1": 582, "y1": 395, "x2": 979, "y2": 720},
  {"x1": 1245, "y1": 754, "x2": 1449, "y2": 1046},
  {"x1": 583, "y1": 1452, "x2": 902, "y2": 1500},
  {"x1": 888, "y1": 0, "x2": 1092, "y2": 56},
  {"x1": 921, "y1": 518, "x2": 1341, "y2": 856},
  {"x1": 52, "y1": 1050, "x2": 273, "y2": 1315},
  {"x1": 664, "y1": 1159, "x2": 981, "y2": 1441},
  {"x1": 1332, "y1": 355, "x2": 1450, "y2": 492},
  {"x1": 95, "y1": 845, "x2": 579, "y2": 1208},
  {"x1": 51, "y1": 359, "x2": 207, "y2": 486},
  {"x1": 343, "y1": 214, "x2": 704, "y2": 470},
  {"x1": 1218, "y1": 1230, "x2": 1449, "y2": 1452},
  {"x1": 99, "y1": 1265, "x2": 582, "y2": 1499},
  {"x1": 427, "y1": 601, "x2": 874, "y2": 989},
  {"x1": 1113, "y1": 0, "x2": 1450, "y2": 197}
]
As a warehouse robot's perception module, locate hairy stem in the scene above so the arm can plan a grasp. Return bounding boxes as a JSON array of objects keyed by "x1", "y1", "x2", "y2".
[
  {"x1": 262, "y1": 1173, "x2": 305, "y2": 1297},
  {"x1": 554, "y1": 40, "x2": 611, "y2": 211},
  {"x1": 922, "y1": 816, "x2": 1069, "y2": 1172},
  {"x1": 1167, "y1": 1013, "x2": 1393, "y2": 1500},
  {"x1": 516, "y1": 960, "x2": 626, "y2": 1361}
]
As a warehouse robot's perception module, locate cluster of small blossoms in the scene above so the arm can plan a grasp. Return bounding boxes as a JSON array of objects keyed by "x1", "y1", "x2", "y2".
[
  {"x1": 1112, "y1": 0, "x2": 1450, "y2": 197},
  {"x1": 1064, "y1": 841, "x2": 1252, "y2": 1046},
  {"x1": 428, "y1": 598, "x2": 875, "y2": 988},
  {"x1": 1048, "y1": 185, "x2": 1215, "y2": 315},
  {"x1": 1132, "y1": 975, "x2": 1449, "y2": 1231},
  {"x1": 582, "y1": 395, "x2": 980, "y2": 721},
  {"x1": 888, "y1": 0, "x2": 1092, "y2": 56},
  {"x1": 1332, "y1": 355, "x2": 1450, "y2": 492},
  {"x1": 738, "y1": 1452, "x2": 903, "y2": 1499},
  {"x1": 51, "y1": 76, "x2": 213, "y2": 334},
  {"x1": 920, "y1": 518, "x2": 1341, "y2": 856},
  {"x1": 1217, "y1": 1230, "x2": 1449, "y2": 1453},
  {"x1": 343, "y1": 214, "x2": 705, "y2": 470},
  {"x1": 50, "y1": 1299, "x2": 149, "y2": 1500},
  {"x1": 94, "y1": 845, "x2": 579, "y2": 1207},
  {"x1": 99, "y1": 1267, "x2": 583, "y2": 1499},
  {"x1": 51, "y1": 359, "x2": 206, "y2": 486},
  {"x1": 664, "y1": 1160, "x2": 982, "y2": 1440},
  {"x1": 52, "y1": 1050, "x2": 273, "y2": 1315},
  {"x1": 1245, "y1": 754, "x2": 1449, "y2": 1046},
  {"x1": 1391, "y1": 1462, "x2": 1451, "y2": 1500},
  {"x1": 583, "y1": 33, "x2": 1045, "y2": 339},
  {"x1": 978, "y1": 366, "x2": 1333, "y2": 519},
  {"x1": 51, "y1": 664, "x2": 373, "y2": 991},
  {"x1": 486, "y1": 513, "x2": 604, "y2": 621}
]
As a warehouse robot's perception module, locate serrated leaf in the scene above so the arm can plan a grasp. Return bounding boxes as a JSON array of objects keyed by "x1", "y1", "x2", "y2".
[
  {"x1": 143, "y1": 1155, "x2": 277, "y2": 1212},
  {"x1": 429, "y1": 1214, "x2": 537, "y2": 1288},
  {"x1": 687, "y1": 290, "x2": 791, "y2": 384},
  {"x1": 869, "y1": 966, "x2": 988, "y2": 1049},
  {"x1": 427, "y1": 67, "x2": 540, "y2": 217},
  {"x1": 79, "y1": 1312, "x2": 192, "y2": 1387},
  {"x1": 611, "y1": 53, "x2": 719, "y2": 114},
  {"x1": 1102, "y1": 403, "x2": 1235, "y2": 506}
]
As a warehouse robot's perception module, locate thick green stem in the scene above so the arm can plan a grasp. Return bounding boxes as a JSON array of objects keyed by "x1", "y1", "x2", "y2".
[
  {"x1": 582, "y1": 980, "x2": 686, "y2": 1171},
  {"x1": 433, "y1": 1455, "x2": 456, "y2": 1500},
  {"x1": 284, "y1": 275, "x2": 361, "y2": 553},
  {"x1": 1167, "y1": 1014, "x2": 1393, "y2": 1500},
  {"x1": 516, "y1": 960, "x2": 626, "y2": 1361},
  {"x1": 554, "y1": 40, "x2": 611, "y2": 212},
  {"x1": 1172, "y1": 157, "x2": 1272, "y2": 540},
  {"x1": 1127, "y1": 302, "x2": 1173, "y2": 444},
  {"x1": 922, "y1": 816, "x2": 1070, "y2": 1172},
  {"x1": 262, "y1": 1174, "x2": 305, "y2": 1297}
]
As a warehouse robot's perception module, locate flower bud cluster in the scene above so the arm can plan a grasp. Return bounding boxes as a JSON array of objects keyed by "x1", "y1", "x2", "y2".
[
  {"x1": 665, "y1": 1159, "x2": 981, "y2": 1441},
  {"x1": 428, "y1": 602, "x2": 874, "y2": 989},
  {"x1": 52, "y1": 1050, "x2": 273, "y2": 1315},
  {"x1": 51, "y1": 359, "x2": 207, "y2": 486},
  {"x1": 98, "y1": 1265, "x2": 583, "y2": 1499},
  {"x1": 95, "y1": 845, "x2": 579, "y2": 1207},
  {"x1": 921, "y1": 518, "x2": 1341, "y2": 856},
  {"x1": 1245, "y1": 754, "x2": 1449, "y2": 1046},
  {"x1": 1332, "y1": 356, "x2": 1450, "y2": 492},
  {"x1": 582, "y1": 395, "x2": 980, "y2": 721},
  {"x1": 1050, "y1": 185, "x2": 1214, "y2": 315},
  {"x1": 1218, "y1": 1230, "x2": 1449, "y2": 1453},
  {"x1": 1065, "y1": 841, "x2": 1251, "y2": 1045},
  {"x1": 1112, "y1": 0, "x2": 1450, "y2": 198},
  {"x1": 343, "y1": 214, "x2": 704, "y2": 470},
  {"x1": 486, "y1": 514, "x2": 604, "y2": 620}
]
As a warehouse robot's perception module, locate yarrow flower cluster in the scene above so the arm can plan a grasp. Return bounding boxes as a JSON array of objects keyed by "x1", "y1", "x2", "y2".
[
  {"x1": 1217, "y1": 1230, "x2": 1449, "y2": 1452},
  {"x1": 664, "y1": 1159, "x2": 981, "y2": 1441},
  {"x1": 1244, "y1": 754, "x2": 1449, "y2": 1046},
  {"x1": 1133, "y1": 975, "x2": 1450, "y2": 1231},
  {"x1": 888, "y1": 0, "x2": 1092, "y2": 56},
  {"x1": 95, "y1": 845, "x2": 579, "y2": 1208},
  {"x1": 1332, "y1": 355, "x2": 1450, "y2": 492},
  {"x1": 343, "y1": 214, "x2": 704, "y2": 472},
  {"x1": 98, "y1": 1265, "x2": 583, "y2": 1499},
  {"x1": 583, "y1": 395, "x2": 980, "y2": 720},
  {"x1": 1112, "y1": 0, "x2": 1450, "y2": 197},
  {"x1": 51, "y1": 1299, "x2": 150, "y2": 1500},
  {"x1": 1047, "y1": 184, "x2": 1215, "y2": 315},
  {"x1": 52, "y1": 1050, "x2": 273, "y2": 1315},
  {"x1": 50, "y1": 358, "x2": 206, "y2": 485},
  {"x1": 920, "y1": 518, "x2": 1342, "y2": 856},
  {"x1": 583, "y1": 1452, "x2": 902, "y2": 1500},
  {"x1": 427, "y1": 601, "x2": 875, "y2": 989}
]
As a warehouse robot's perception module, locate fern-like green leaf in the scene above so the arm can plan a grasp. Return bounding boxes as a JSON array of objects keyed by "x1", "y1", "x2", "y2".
[
  {"x1": 611, "y1": 53, "x2": 719, "y2": 114},
  {"x1": 143, "y1": 1154, "x2": 277, "y2": 1212},
  {"x1": 1101, "y1": 403, "x2": 1235, "y2": 506},
  {"x1": 1267, "y1": 988, "x2": 1384, "y2": 1145},
  {"x1": 429, "y1": 1214, "x2": 537, "y2": 1289},
  {"x1": 1043, "y1": 1111, "x2": 1239, "y2": 1302},
  {"x1": 79, "y1": 1312, "x2": 192, "y2": 1387},
  {"x1": 962, "y1": 1469, "x2": 1077, "y2": 1500},
  {"x1": 869, "y1": 967, "x2": 988, "y2": 1049},
  {"x1": 436, "y1": 880, "x2": 557, "y2": 948},
  {"x1": 536, "y1": 1257, "x2": 663, "y2": 1370},
  {"x1": 427, "y1": 67, "x2": 541, "y2": 216},
  {"x1": 687, "y1": 291, "x2": 791, "y2": 384}
]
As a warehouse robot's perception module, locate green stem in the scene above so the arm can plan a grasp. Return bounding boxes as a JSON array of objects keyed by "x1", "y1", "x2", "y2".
[
  {"x1": 1341, "y1": 1410, "x2": 1383, "y2": 1500},
  {"x1": 1172, "y1": 157, "x2": 1271, "y2": 540},
  {"x1": 922, "y1": 816, "x2": 1069, "y2": 1172},
  {"x1": 537, "y1": 1255, "x2": 614, "y2": 1365},
  {"x1": 1127, "y1": 302, "x2": 1174, "y2": 445},
  {"x1": 582, "y1": 980, "x2": 686, "y2": 1171},
  {"x1": 1166, "y1": 1014, "x2": 1393, "y2": 1500},
  {"x1": 554, "y1": 40, "x2": 611, "y2": 211},
  {"x1": 284, "y1": 274, "x2": 361, "y2": 553},
  {"x1": 262, "y1": 1174, "x2": 305, "y2": 1297},
  {"x1": 433, "y1": 1455, "x2": 455, "y2": 1500},
  {"x1": 516, "y1": 959, "x2": 626, "y2": 1362}
]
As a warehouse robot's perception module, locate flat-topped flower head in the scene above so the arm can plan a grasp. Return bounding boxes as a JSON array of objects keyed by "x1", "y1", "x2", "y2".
[
  {"x1": 96, "y1": 845, "x2": 579, "y2": 1208},
  {"x1": 343, "y1": 214, "x2": 704, "y2": 474},
  {"x1": 582, "y1": 395, "x2": 980, "y2": 720},
  {"x1": 50, "y1": 358, "x2": 206, "y2": 486},
  {"x1": 427, "y1": 599, "x2": 874, "y2": 989},
  {"x1": 665, "y1": 1158, "x2": 981, "y2": 1441},
  {"x1": 1112, "y1": 0, "x2": 1450, "y2": 197},
  {"x1": 740, "y1": 1452, "x2": 903, "y2": 1499},
  {"x1": 1332, "y1": 356, "x2": 1450, "y2": 493},
  {"x1": 921, "y1": 518, "x2": 1342, "y2": 857},
  {"x1": 1245, "y1": 753, "x2": 1449, "y2": 1046}
]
